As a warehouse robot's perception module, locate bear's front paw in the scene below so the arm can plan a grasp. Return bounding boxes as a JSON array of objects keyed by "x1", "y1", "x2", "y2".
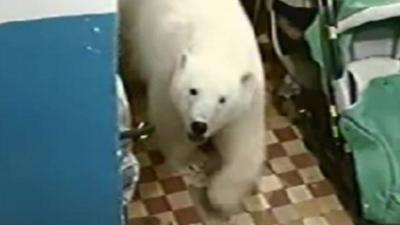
[
  {"x1": 164, "y1": 151, "x2": 191, "y2": 175},
  {"x1": 164, "y1": 158, "x2": 189, "y2": 175},
  {"x1": 207, "y1": 176, "x2": 243, "y2": 216}
]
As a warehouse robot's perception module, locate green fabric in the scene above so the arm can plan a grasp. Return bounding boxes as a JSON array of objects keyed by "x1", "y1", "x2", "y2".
[
  {"x1": 338, "y1": 0, "x2": 400, "y2": 21},
  {"x1": 305, "y1": 0, "x2": 400, "y2": 63},
  {"x1": 305, "y1": 14, "x2": 325, "y2": 70},
  {"x1": 306, "y1": 0, "x2": 400, "y2": 63},
  {"x1": 305, "y1": 3, "x2": 400, "y2": 79},
  {"x1": 305, "y1": 2, "x2": 400, "y2": 223},
  {"x1": 305, "y1": 13, "x2": 335, "y2": 94},
  {"x1": 340, "y1": 74, "x2": 400, "y2": 224}
]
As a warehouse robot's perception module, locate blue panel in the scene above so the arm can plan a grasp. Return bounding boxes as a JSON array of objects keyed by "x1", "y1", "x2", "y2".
[{"x1": 0, "y1": 14, "x2": 120, "y2": 225}]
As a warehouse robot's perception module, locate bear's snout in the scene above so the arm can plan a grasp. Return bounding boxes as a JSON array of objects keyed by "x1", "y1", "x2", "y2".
[{"x1": 190, "y1": 121, "x2": 208, "y2": 136}]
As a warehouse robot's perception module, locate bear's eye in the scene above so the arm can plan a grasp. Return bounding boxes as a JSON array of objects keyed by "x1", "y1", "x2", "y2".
[
  {"x1": 219, "y1": 96, "x2": 226, "y2": 104},
  {"x1": 189, "y1": 88, "x2": 198, "y2": 96}
]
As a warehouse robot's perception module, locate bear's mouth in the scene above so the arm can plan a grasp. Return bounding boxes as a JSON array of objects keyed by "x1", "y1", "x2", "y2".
[{"x1": 188, "y1": 133, "x2": 207, "y2": 144}]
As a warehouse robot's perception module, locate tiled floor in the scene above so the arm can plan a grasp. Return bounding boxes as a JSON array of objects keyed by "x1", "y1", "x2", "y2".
[{"x1": 127, "y1": 105, "x2": 355, "y2": 225}]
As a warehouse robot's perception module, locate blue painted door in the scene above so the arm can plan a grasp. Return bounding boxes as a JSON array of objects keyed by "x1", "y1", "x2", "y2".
[{"x1": 0, "y1": 3, "x2": 121, "y2": 225}]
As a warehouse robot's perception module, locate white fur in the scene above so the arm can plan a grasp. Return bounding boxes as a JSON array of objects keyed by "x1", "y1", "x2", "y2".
[{"x1": 121, "y1": 0, "x2": 266, "y2": 214}]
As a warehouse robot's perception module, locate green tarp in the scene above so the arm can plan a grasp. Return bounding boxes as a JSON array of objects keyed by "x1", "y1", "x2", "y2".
[
  {"x1": 305, "y1": 0, "x2": 400, "y2": 71},
  {"x1": 305, "y1": 14, "x2": 325, "y2": 72},
  {"x1": 305, "y1": 1, "x2": 400, "y2": 224},
  {"x1": 340, "y1": 74, "x2": 400, "y2": 224},
  {"x1": 338, "y1": 0, "x2": 400, "y2": 21}
]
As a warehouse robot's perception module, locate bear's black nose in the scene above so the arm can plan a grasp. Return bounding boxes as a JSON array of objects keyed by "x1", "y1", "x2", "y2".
[{"x1": 190, "y1": 121, "x2": 208, "y2": 136}]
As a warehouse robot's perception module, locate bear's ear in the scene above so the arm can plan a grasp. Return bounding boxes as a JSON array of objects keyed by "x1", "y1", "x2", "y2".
[
  {"x1": 171, "y1": 51, "x2": 190, "y2": 82},
  {"x1": 178, "y1": 51, "x2": 189, "y2": 69},
  {"x1": 241, "y1": 72, "x2": 254, "y2": 86}
]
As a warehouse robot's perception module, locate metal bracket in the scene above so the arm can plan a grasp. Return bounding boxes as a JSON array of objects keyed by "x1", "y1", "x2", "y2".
[{"x1": 119, "y1": 122, "x2": 155, "y2": 142}]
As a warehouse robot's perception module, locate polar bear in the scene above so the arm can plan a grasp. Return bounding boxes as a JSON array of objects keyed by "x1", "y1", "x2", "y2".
[{"x1": 120, "y1": 0, "x2": 266, "y2": 214}]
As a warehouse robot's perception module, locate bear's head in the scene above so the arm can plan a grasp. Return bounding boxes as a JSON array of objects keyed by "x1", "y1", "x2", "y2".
[{"x1": 170, "y1": 51, "x2": 256, "y2": 143}]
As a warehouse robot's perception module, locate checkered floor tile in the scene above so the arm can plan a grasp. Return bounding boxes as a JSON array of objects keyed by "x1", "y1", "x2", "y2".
[{"x1": 127, "y1": 114, "x2": 354, "y2": 225}]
